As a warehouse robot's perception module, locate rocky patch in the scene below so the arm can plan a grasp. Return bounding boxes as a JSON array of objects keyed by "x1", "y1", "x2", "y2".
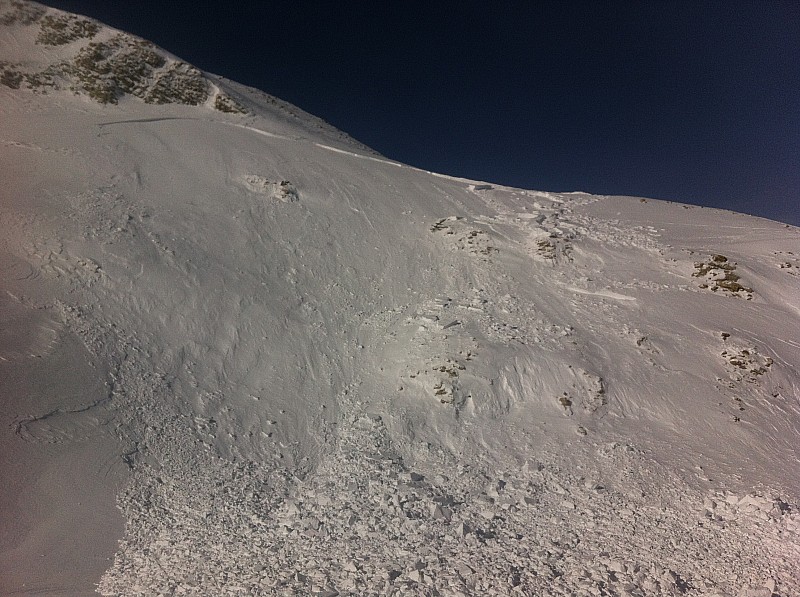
[
  {"x1": 430, "y1": 217, "x2": 498, "y2": 257},
  {"x1": 693, "y1": 254, "x2": 753, "y2": 299},
  {"x1": 242, "y1": 176, "x2": 299, "y2": 202}
]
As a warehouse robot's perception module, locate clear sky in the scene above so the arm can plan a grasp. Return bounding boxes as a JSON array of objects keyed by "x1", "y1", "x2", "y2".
[{"x1": 44, "y1": 1, "x2": 800, "y2": 226}]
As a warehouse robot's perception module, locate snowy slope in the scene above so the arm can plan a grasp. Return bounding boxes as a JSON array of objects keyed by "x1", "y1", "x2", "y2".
[{"x1": 1, "y1": 2, "x2": 799, "y2": 596}]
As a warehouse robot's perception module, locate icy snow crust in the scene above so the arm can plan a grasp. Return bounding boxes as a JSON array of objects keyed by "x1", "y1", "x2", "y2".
[{"x1": 1, "y1": 2, "x2": 800, "y2": 596}]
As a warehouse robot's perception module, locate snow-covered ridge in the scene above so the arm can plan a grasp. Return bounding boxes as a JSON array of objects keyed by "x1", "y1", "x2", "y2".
[
  {"x1": 0, "y1": 0, "x2": 241, "y2": 108},
  {"x1": 0, "y1": 0, "x2": 377, "y2": 154}
]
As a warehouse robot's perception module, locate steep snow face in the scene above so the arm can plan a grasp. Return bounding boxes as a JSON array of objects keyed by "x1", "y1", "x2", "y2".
[{"x1": 2, "y1": 2, "x2": 800, "y2": 596}]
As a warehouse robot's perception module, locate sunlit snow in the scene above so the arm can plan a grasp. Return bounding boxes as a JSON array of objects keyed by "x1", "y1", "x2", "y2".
[{"x1": 1, "y1": 2, "x2": 799, "y2": 596}]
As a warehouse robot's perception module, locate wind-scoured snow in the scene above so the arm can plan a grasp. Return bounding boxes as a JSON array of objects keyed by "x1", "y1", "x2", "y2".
[{"x1": 1, "y1": 2, "x2": 799, "y2": 596}]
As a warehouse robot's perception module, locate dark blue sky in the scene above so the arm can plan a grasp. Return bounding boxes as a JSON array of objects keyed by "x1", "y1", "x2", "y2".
[{"x1": 45, "y1": 1, "x2": 799, "y2": 226}]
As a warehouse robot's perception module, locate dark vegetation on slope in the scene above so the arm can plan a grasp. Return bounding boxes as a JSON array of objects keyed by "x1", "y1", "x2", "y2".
[{"x1": 0, "y1": 2, "x2": 247, "y2": 112}]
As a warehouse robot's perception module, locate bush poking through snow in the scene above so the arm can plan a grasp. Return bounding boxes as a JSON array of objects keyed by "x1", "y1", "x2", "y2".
[
  {"x1": 36, "y1": 14, "x2": 99, "y2": 46},
  {"x1": 65, "y1": 36, "x2": 167, "y2": 103},
  {"x1": 0, "y1": 0, "x2": 45, "y2": 26},
  {"x1": 4, "y1": 26, "x2": 212, "y2": 107},
  {"x1": 144, "y1": 62, "x2": 208, "y2": 105},
  {"x1": 214, "y1": 93, "x2": 248, "y2": 114},
  {"x1": 0, "y1": 60, "x2": 23, "y2": 88}
]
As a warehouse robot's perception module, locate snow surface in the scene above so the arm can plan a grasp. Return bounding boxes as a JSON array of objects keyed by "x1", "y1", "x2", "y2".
[{"x1": 1, "y1": 2, "x2": 799, "y2": 595}]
